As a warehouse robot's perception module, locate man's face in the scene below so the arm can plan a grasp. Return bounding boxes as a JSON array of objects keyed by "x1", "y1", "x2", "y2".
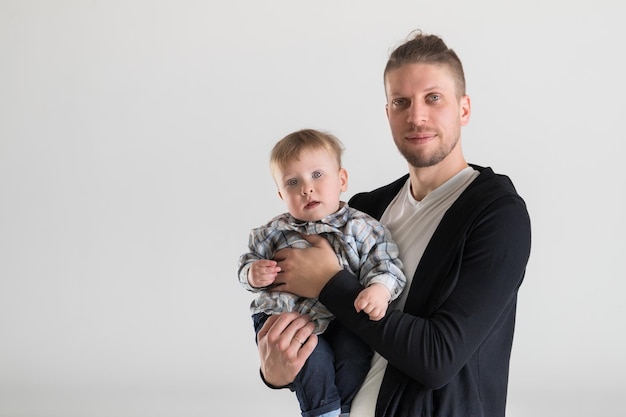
[{"x1": 384, "y1": 63, "x2": 470, "y2": 168}]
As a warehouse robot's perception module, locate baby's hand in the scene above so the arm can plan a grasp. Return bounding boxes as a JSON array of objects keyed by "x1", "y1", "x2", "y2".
[
  {"x1": 248, "y1": 260, "x2": 281, "y2": 289},
  {"x1": 354, "y1": 283, "x2": 391, "y2": 321}
]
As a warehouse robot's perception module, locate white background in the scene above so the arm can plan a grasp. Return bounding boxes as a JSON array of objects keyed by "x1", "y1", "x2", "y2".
[{"x1": 1, "y1": 1, "x2": 625, "y2": 416}]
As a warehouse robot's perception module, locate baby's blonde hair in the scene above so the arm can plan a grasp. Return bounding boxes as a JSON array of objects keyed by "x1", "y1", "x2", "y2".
[{"x1": 270, "y1": 129, "x2": 344, "y2": 181}]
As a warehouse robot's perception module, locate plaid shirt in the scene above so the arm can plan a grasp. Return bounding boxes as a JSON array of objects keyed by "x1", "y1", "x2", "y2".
[{"x1": 238, "y1": 202, "x2": 406, "y2": 334}]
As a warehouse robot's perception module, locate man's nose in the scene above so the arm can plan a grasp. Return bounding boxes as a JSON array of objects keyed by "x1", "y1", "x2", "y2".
[{"x1": 407, "y1": 102, "x2": 428, "y2": 125}]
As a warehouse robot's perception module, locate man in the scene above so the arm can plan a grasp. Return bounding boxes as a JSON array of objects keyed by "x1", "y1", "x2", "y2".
[{"x1": 256, "y1": 30, "x2": 532, "y2": 417}]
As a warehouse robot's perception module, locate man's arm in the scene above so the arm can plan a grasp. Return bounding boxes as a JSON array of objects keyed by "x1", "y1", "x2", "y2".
[{"x1": 320, "y1": 196, "x2": 532, "y2": 388}]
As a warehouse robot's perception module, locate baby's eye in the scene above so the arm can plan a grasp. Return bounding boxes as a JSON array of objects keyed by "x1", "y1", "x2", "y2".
[
  {"x1": 286, "y1": 178, "x2": 298, "y2": 187},
  {"x1": 312, "y1": 171, "x2": 322, "y2": 179},
  {"x1": 391, "y1": 98, "x2": 409, "y2": 108}
]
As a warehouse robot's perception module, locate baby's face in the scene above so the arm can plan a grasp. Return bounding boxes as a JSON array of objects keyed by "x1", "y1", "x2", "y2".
[{"x1": 275, "y1": 148, "x2": 347, "y2": 222}]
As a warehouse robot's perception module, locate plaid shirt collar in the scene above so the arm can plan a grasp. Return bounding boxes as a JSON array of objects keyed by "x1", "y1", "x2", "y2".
[{"x1": 277, "y1": 201, "x2": 350, "y2": 235}]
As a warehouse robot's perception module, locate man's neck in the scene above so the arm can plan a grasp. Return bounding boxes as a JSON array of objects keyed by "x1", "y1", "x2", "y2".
[{"x1": 408, "y1": 155, "x2": 468, "y2": 201}]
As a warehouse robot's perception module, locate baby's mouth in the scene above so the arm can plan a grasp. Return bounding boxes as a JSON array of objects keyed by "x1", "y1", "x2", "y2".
[{"x1": 305, "y1": 201, "x2": 320, "y2": 209}]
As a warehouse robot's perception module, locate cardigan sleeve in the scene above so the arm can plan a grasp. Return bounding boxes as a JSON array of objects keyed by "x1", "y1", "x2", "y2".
[{"x1": 319, "y1": 194, "x2": 531, "y2": 389}]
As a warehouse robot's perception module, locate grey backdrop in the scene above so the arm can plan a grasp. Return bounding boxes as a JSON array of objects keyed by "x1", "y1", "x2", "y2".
[{"x1": 1, "y1": 1, "x2": 624, "y2": 416}]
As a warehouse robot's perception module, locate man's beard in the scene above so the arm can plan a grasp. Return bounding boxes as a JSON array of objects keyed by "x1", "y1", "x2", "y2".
[{"x1": 396, "y1": 135, "x2": 459, "y2": 168}]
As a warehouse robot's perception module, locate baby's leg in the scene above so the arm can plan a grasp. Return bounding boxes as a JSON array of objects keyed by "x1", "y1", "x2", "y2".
[
  {"x1": 289, "y1": 334, "x2": 342, "y2": 417},
  {"x1": 325, "y1": 320, "x2": 373, "y2": 414}
]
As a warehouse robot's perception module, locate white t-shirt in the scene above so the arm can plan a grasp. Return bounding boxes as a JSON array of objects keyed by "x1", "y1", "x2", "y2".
[{"x1": 349, "y1": 167, "x2": 478, "y2": 417}]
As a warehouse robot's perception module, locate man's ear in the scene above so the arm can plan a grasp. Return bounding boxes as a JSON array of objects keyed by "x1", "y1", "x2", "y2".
[{"x1": 460, "y1": 95, "x2": 471, "y2": 126}]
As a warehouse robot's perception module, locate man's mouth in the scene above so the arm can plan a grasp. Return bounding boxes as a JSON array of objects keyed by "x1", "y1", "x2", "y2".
[{"x1": 407, "y1": 132, "x2": 436, "y2": 144}]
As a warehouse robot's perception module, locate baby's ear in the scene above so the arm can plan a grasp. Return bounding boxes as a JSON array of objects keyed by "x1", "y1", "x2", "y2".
[
  {"x1": 277, "y1": 190, "x2": 284, "y2": 201},
  {"x1": 339, "y1": 168, "x2": 348, "y2": 191}
]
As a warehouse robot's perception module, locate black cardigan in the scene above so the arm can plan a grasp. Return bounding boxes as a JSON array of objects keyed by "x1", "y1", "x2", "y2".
[{"x1": 319, "y1": 165, "x2": 532, "y2": 417}]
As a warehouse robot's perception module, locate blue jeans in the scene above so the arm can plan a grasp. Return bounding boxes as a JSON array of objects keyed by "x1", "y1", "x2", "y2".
[{"x1": 253, "y1": 313, "x2": 372, "y2": 417}]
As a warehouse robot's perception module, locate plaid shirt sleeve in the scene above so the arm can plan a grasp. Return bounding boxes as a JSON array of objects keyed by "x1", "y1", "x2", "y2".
[
  {"x1": 237, "y1": 225, "x2": 278, "y2": 292},
  {"x1": 344, "y1": 209, "x2": 407, "y2": 301}
]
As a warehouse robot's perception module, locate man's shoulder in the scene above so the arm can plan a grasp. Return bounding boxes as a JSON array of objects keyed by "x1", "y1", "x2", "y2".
[
  {"x1": 451, "y1": 164, "x2": 529, "y2": 229},
  {"x1": 467, "y1": 164, "x2": 523, "y2": 200},
  {"x1": 348, "y1": 174, "x2": 409, "y2": 220}
]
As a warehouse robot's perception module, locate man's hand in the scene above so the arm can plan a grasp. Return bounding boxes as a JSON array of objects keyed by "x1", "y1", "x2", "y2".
[
  {"x1": 257, "y1": 312, "x2": 317, "y2": 387},
  {"x1": 273, "y1": 234, "x2": 342, "y2": 298}
]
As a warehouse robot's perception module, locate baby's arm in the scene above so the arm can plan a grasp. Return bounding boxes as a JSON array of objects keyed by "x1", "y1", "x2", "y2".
[
  {"x1": 247, "y1": 259, "x2": 281, "y2": 289},
  {"x1": 354, "y1": 283, "x2": 392, "y2": 321}
]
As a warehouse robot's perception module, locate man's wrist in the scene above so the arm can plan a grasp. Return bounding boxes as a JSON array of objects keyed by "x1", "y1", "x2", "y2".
[
  {"x1": 259, "y1": 368, "x2": 290, "y2": 390},
  {"x1": 319, "y1": 268, "x2": 363, "y2": 307},
  {"x1": 320, "y1": 268, "x2": 345, "y2": 296}
]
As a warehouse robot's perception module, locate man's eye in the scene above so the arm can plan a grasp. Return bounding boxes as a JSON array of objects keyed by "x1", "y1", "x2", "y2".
[
  {"x1": 312, "y1": 171, "x2": 322, "y2": 179},
  {"x1": 286, "y1": 179, "x2": 298, "y2": 186},
  {"x1": 428, "y1": 94, "x2": 441, "y2": 102}
]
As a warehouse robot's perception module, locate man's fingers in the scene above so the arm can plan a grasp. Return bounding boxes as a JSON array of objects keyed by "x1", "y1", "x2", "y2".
[
  {"x1": 298, "y1": 333, "x2": 318, "y2": 358},
  {"x1": 257, "y1": 312, "x2": 313, "y2": 344},
  {"x1": 257, "y1": 312, "x2": 298, "y2": 343},
  {"x1": 300, "y1": 233, "x2": 329, "y2": 247},
  {"x1": 256, "y1": 313, "x2": 280, "y2": 342},
  {"x1": 273, "y1": 247, "x2": 289, "y2": 261}
]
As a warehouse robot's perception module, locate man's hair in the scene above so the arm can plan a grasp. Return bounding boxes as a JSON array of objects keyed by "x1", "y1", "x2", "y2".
[
  {"x1": 384, "y1": 30, "x2": 466, "y2": 98},
  {"x1": 270, "y1": 129, "x2": 344, "y2": 180}
]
